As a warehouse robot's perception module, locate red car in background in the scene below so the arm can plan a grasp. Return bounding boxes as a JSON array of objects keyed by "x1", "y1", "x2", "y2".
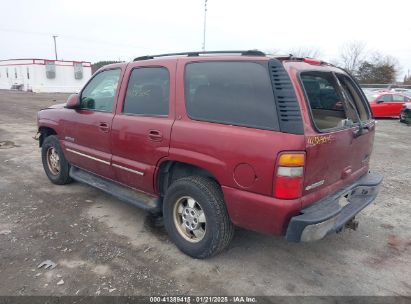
[{"x1": 366, "y1": 92, "x2": 411, "y2": 118}]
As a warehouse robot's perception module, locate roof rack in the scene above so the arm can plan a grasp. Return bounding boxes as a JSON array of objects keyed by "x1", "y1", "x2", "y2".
[{"x1": 133, "y1": 50, "x2": 266, "y2": 61}]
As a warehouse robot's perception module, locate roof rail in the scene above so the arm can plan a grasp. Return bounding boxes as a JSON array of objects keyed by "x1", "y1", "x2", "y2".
[
  {"x1": 273, "y1": 54, "x2": 305, "y2": 61},
  {"x1": 272, "y1": 54, "x2": 332, "y2": 66},
  {"x1": 133, "y1": 50, "x2": 266, "y2": 61}
]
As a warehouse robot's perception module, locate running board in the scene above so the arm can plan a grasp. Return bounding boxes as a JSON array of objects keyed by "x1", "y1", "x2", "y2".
[{"x1": 69, "y1": 166, "x2": 162, "y2": 214}]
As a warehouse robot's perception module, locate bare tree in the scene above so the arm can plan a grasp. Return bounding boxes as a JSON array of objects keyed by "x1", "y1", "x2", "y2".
[
  {"x1": 287, "y1": 47, "x2": 322, "y2": 58},
  {"x1": 339, "y1": 40, "x2": 367, "y2": 74}
]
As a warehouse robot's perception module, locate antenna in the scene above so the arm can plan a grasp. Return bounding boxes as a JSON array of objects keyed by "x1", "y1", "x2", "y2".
[{"x1": 52, "y1": 35, "x2": 58, "y2": 60}]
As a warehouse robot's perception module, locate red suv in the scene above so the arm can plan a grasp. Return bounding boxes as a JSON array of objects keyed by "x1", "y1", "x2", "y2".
[{"x1": 37, "y1": 51, "x2": 382, "y2": 258}]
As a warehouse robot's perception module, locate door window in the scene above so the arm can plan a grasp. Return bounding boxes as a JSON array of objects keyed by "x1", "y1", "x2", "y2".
[
  {"x1": 80, "y1": 69, "x2": 121, "y2": 112},
  {"x1": 123, "y1": 67, "x2": 169, "y2": 116},
  {"x1": 377, "y1": 94, "x2": 393, "y2": 102},
  {"x1": 392, "y1": 95, "x2": 406, "y2": 102}
]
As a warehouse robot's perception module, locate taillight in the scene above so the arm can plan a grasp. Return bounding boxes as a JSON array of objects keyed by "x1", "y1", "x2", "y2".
[{"x1": 274, "y1": 152, "x2": 305, "y2": 199}]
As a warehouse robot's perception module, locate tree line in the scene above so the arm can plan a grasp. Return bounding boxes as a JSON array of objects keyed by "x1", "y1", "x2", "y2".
[
  {"x1": 267, "y1": 42, "x2": 406, "y2": 85},
  {"x1": 337, "y1": 41, "x2": 401, "y2": 84}
]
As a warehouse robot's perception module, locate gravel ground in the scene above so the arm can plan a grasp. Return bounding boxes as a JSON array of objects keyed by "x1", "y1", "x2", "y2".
[{"x1": 0, "y1": 90, "x2": 410, "y2": 296}]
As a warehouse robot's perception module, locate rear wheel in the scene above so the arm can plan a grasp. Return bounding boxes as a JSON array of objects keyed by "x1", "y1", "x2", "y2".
[
  {"x1": 163, "y1": 176, "x2": 234, "y2": 258},
  {"x1": 41, "y1": 135, "x2": 72, "y2": 185}
]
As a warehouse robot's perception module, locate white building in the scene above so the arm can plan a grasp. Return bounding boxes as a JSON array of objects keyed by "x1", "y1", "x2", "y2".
[{"x1": 0, "y1": 58, "x2": 92, "y2": 93}]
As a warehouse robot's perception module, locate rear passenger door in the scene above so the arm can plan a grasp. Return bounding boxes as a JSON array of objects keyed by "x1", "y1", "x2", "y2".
[{"x1": 110, "y1": 61, "x2": 176, "y2": 194}]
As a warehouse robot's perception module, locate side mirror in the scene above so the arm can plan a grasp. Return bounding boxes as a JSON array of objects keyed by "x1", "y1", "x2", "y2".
[
  {"x1": 65, "y1": 94, "x2": 80, "y2": 109},
  {"x1": 376, "y1": 99, "x2": 384, "y2": 104}
]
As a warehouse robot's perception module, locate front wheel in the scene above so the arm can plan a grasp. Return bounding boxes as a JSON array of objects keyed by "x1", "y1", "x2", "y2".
[
  {"x1": 41, "y1": 135, "x2": 72, "y2": 185},
  {"x1": 163, "y1": 176, "x2": 234, "y2": 258}
]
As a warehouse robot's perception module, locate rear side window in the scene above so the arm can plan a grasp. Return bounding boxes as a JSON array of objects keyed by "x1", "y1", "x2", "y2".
[
  {"x1": 123, "y1": 67, "x2": 169, "y2": 116},
  {"x1": 185, "y1": 62, "x2": 279, "y2": 131},
  {"x1": 393, "y1": 95, "x2": 406, "y2": 102}
]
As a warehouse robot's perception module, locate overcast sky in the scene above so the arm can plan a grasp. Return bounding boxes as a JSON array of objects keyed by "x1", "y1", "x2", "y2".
[{"x1": 1, "y1": 0, "x2": 410, "y2": 78}]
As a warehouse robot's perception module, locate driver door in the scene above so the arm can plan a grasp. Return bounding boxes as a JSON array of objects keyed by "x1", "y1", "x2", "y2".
[{"x1": 63, "y1": 68, "x2": 123, "y2": 179}]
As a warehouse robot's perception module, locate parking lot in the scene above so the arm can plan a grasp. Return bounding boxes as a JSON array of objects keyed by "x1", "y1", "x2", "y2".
[{"x1": 0, "y1": 89, "x2": 410, "y2": 296}]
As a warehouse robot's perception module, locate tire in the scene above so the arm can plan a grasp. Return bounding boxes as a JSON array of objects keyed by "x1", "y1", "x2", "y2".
[
  {"x1": 41, "y1": 135, "x2": 72, "y2": 185},
  {"x1": 163, "y1": 176, "x2": 234, "y2": 258}
]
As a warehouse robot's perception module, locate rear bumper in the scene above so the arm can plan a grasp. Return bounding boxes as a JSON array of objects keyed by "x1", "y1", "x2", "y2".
[{"x1": 285, "y1": 171, "x2": 383, "y2": 242}]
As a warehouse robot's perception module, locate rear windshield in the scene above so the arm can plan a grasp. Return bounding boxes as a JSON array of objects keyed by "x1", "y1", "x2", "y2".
[
  {"x1": 184, "y1": 61, "x2": 279, "y2": 131},
  {"x1": 301, "y1": 71, "x2": 370, "y2": 130}
]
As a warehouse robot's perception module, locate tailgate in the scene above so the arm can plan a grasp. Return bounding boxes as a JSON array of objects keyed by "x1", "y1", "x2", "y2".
[
  {"x1": 298, "y1": 69, "x2": 375, "y2": 206},
  {"x1": 303, "y1": 124, "x2": 375, "y2": 197}
]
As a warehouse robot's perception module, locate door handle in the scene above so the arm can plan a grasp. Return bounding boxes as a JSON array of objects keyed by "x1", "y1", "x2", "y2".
[
  {"x1": 99, "y1": 122, "x2": 110, "y2": 132},
  {"x1": 148, "y1": 130, "x2": 162, "y2": 141}
]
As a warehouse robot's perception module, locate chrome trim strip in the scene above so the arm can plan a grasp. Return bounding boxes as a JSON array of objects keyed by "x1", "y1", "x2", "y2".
[
  {"x1": 66, "y1": 148, "x2": 110, "y2": 165},
  {"x1": 112, "y1": 163, "x2": 144, "y2": 176}
]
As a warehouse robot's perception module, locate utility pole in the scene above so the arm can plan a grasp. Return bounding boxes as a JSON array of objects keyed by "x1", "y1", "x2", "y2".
[
  {"x1": 52, "y1": 35, "x2": 58, "y2": 60},
  {"x1": 202, "y1": 0, "x2": 208, "y2": 51}
]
